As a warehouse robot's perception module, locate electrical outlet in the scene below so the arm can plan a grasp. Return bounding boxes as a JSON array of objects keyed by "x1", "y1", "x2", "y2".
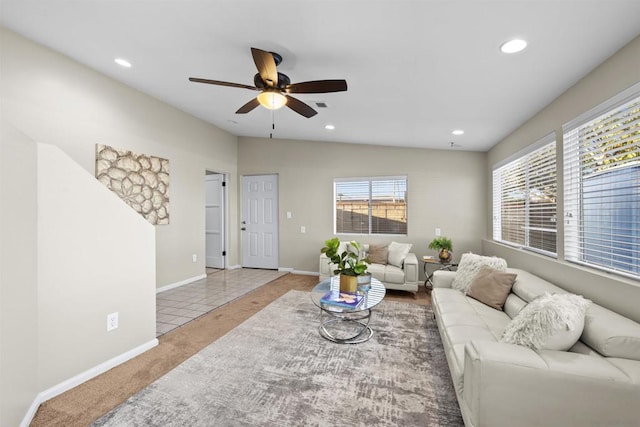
[
  {"x1": 107, "y1": 312, "x2": 118, "y2": 332},
  {"x1": 435, "y1": 228, "x2": 441, "y2": 236},
  {"x1": 192, "y1": 254, "x2": 197, "y2": 263},
  {"x1": 300, "y1": 226, "x2": 306, "y2": 233}
]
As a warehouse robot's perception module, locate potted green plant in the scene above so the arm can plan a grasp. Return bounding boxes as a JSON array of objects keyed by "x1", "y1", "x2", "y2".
[
  {"x1": 428, "y1": 236, "x2": 453, "y2": 262},
  {"x1": 321, "y1": 237, "x2": 370, "y2": 292}
]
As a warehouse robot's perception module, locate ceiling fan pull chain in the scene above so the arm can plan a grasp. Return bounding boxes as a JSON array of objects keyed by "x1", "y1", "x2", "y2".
[{"x1": 270, "y1": 110, "x2": 275, "y2": 139}]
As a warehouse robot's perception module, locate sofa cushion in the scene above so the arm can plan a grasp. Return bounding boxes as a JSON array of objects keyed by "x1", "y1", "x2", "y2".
[
  {"x1": 451, "y1": 253, "x2": 507, "y2": 293},
  {"x1": 501, "y1": 293, "x2": 591, "y2": 351},
  {"x1": 383, "y1": 264, "x2": 405, "y2": 283},
  {"x1": 367, "y1": 263, "x2": 405, "y2": 284},
  {"x1": 367, "y1": 244, "x2": 388, "y2": 265},
  {"x1": 510, "y1": 269, "x2": 567, "y2": 302},
  {"x1": 367, "y1": 263, "x2": 385, "y2": 282},
  {"x1": 466, "y1": 266, "x2": 517, "y2": 310},
  {"x1": 581, "y1": 304, "x2": 640, "y2": 361},
  {"x1": 387, "y1": 241, "x2": 412, "y2": 268},
  {"x1": 433, "y1": 288, "x2": 511, "y2": 341},
  {"x1": 503, "y1": 293, "x2": 527, "y2": 320}
]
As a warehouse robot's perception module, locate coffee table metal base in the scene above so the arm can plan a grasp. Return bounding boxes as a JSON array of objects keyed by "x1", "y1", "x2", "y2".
[{"x1": 318, "y1": 308, "x2": 373, "y2": 344}]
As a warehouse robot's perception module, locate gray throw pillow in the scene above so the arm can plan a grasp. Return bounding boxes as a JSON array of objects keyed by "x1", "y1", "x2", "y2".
[
  {"x1": 466, "y1": 266, "x2": 517, "y2": 310},
  {"x1": 367, "y1": 244, "x2": 388, "y2": 265}
]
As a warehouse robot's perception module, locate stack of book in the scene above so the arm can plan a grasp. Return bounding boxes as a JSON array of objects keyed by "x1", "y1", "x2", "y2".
[{"x1": 320, "y1": 290, "x2": 365, "y2": 310}]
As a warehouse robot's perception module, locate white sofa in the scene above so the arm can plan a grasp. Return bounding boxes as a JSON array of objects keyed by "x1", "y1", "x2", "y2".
[
  {"x1": 319, "y1": 242, "x2": 419, "y2": 294},
  {"x1": 432, "y1": 268, "x2": 640, "y2": 427}
]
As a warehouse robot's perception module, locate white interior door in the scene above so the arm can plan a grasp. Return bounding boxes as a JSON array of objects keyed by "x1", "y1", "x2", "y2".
[
  {"x1": 205, "y1": 173, "x2": 225, "y2": 268},
  {"x1": 241, "y1": 174, "x2": 278, "y2": 269}
]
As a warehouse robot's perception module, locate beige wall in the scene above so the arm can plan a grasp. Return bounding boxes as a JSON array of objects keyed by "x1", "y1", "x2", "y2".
[
  {"x1": 485, "y1": 35, "x2": 640, "y2": 322},
  {"x1": 37, "y1": 144, "x2": 156, "y2": 390},
  {"x1": 0, "y1": 27, "x2": 240, "y2": 424},
  {"x1": 0, "y1": 123, "x2": 39, "y2": 427},
  {"x1": 1, "y1": 28, "x2": 240, "y2": 287},
  {"x1": 238, "y1": 137, "x2": 486, "y2": 275}
]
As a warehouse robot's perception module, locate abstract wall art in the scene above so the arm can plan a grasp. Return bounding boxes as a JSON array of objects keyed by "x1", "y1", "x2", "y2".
[{"x1": 96, "y1": 144, "x2": 170, "y2": 225}]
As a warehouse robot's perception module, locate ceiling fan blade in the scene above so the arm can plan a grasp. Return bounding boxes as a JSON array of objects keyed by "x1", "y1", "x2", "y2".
[
  {"x1": 285, "y1": 79, "x2": 348, "y2": 94},
  {"x1": 285, "y1": 95, "x2": 317, "y2": 118},
  {"x1": 251, "y1": 47, "x2": 278, "y2": 87},
  {"x1": 189, "y1": 77, "x2": 258, "y2": 91},
  {"x1": 236, "y1": 98, "x2": 261, "y2": 114}
]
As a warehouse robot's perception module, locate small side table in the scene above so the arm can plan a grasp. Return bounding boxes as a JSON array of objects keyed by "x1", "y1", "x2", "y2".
[{"x1": 423, "y1": 257, "x2": 458, "y2": 290}]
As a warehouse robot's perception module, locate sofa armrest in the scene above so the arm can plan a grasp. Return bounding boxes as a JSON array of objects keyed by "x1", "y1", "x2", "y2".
[
  {"x1": 432, "y1": 270, "x2": 456, "y2": 288},
  {"x1": 463, "y1": 340, "x2": 640, "y2": 427},
  {"x1": 402, "y1": 253, "x2": 418, "y2": 283},
  {"x1": 319, "y1": 253, "x2": 335, "y2": 279}
]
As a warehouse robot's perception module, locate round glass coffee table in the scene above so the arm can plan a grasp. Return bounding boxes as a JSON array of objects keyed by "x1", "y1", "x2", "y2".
[{"x1": 310, "y1": 276, "x2": 386, "y2": 344}]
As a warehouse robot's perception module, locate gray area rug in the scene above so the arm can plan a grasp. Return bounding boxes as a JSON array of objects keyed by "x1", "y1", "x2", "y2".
[{"x1": 94, "y1": 290, "x2": 463, "y2": 426}]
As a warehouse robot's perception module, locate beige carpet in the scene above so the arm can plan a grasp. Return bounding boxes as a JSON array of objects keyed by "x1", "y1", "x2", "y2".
[
  {"x1": 93, "y1": 290, "x2": 461, "y2": 426},
  {"x1": 31, "y1": 274, "x2": 431, "y2": 427}
]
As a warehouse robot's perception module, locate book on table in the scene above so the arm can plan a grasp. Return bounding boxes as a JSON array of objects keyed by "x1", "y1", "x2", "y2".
[{"x1": 320, "y1": 290, "x2": 365, "y2": 309}]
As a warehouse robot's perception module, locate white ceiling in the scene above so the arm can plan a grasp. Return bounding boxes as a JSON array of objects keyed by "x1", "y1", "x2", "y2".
[{"x1": 2, "y1": 1, "x2": 640, "y2": 151}]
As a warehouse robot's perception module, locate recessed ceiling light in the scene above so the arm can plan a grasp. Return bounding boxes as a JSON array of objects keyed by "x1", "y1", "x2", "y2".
[
  {"x1": 452, "y1": 130, "x2": 464, "y2": 135},
  {"x1": 500, "y1": 39, "x2": 527, "y2": 54},
  {"x1": 325, "y1": 124, "x2": 335, "y2": 130},
  {"x1": 114, "y1": 58, "x2": 132, "y2": 68}
]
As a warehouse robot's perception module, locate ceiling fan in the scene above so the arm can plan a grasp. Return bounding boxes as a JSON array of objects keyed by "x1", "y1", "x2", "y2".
[{"x1": 189, "y1": 47, "x2": 347, "y2": 118}]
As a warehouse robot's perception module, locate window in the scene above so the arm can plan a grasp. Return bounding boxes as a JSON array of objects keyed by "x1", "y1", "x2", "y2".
[
  {"x1": 563, "y1": 84, "x2": 640, "y2": 278},
  {"x1": 493, "y1": 135, "x2": 557, "y2": 255},
  {"x1": 334, "y1": 176, "x2": 407, "y2": 235}
]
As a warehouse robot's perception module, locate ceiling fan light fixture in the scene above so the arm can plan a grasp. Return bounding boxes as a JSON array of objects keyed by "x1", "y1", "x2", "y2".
[{"x1": 257, "y1": 90, "x2": 287, "y2": 110}]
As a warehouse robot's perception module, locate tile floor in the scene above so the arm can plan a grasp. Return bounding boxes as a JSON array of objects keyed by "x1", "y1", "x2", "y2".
[{"x1": 156, "y1": 268, "x2": 287, "y2": 337}]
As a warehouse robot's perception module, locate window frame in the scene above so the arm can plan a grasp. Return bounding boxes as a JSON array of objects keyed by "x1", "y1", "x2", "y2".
[
  {"x1": 333, "y1": 175, "x2": 408, "y2": 236},
  {"x1": 492, "y1": 133, "x2": 557, "y2": 257},
  {"x1": 562, "y1": 82, "x2": 640, "y2": 279}
]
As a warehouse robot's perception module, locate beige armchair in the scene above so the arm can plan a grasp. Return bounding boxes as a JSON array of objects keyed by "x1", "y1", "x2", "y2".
[{"x1": 319, "y1": 241, "x2": 419, "y2": 294}]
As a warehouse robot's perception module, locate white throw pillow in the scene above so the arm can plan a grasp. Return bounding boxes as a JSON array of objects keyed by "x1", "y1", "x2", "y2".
[
  {"x1": 387, "y1": 242, "x2": 412, "y2": 268},
  {"x1": 500, "y1": 292, "x2": 592, "y2": 351},
  {"x1": 451, "y1": 253, "x2": 507, "y2": 293}
]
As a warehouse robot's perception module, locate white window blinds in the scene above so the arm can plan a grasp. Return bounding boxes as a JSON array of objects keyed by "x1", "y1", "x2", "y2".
[
  {"x1": 563, "y1": 88, "x2": 640, "y2": 277},
  {"x1": 493, "y1": 137, "x2": 557, "y2": 255},
  {"x1": 335, "y1": 177, "x2": 407, "y2": 235}
]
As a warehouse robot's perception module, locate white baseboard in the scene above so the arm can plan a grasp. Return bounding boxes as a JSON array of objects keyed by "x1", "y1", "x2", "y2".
[
  {"x1": 291, "y1": 270, "x2": 320, "y2": 276},
  {"x1": 21, "y1": 338, "x2": 158, "y2": 427},
  {"x1": 156, "y1": 273, "x2": 207, "y2": 294},
  {"x1": 277, "y1": 268, "x2": 319, "y2": 276}
]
